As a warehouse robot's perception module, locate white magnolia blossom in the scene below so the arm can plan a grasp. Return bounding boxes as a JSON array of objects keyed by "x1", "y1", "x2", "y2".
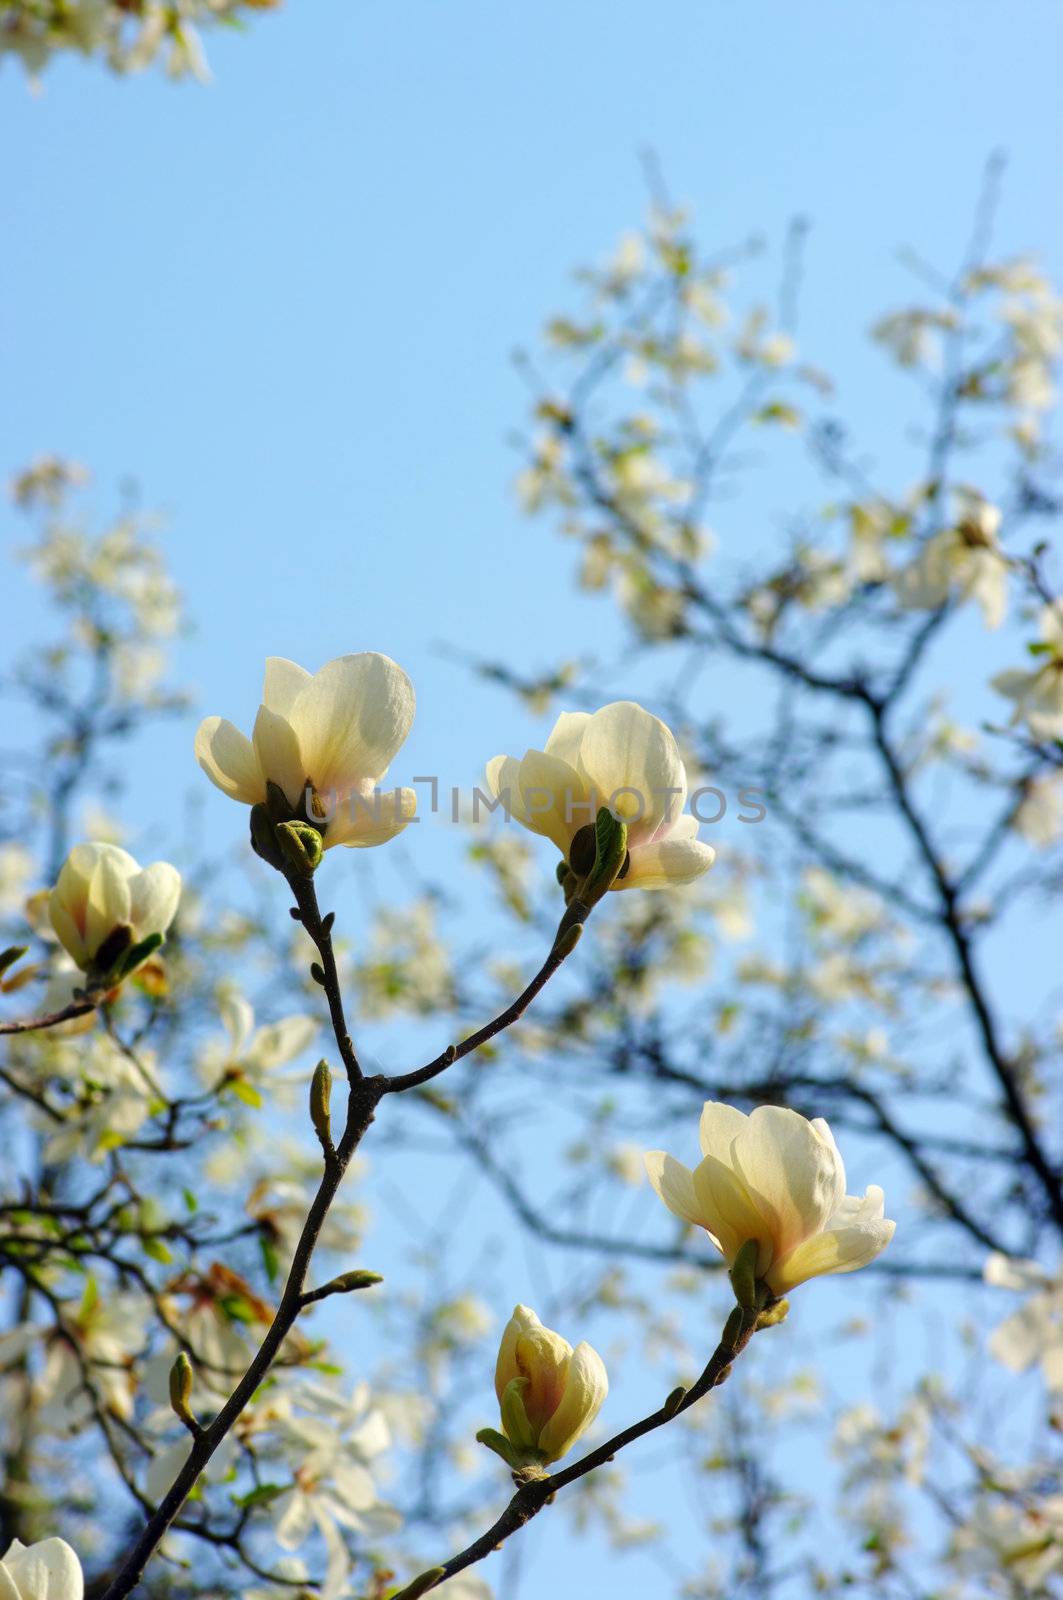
[
  {"x1": 195, "y1": 654, "x2": 416, "y2": 849},
  {"x1": 48, "y1": 842, "x2": 181, "y2": 974},
  {"x1": 486, "y1": 701, "x2": 716, "y2": 890},
  {"x1": 0, "y1": 1539, "x2": 83, "y2": 1600},
  {"x1": 645, "y1": 1103, "x2": 895, "y2": 1295},
  {"x1": 992, "y1": 603, "x2": 1063, "y2": 740},
  {"x1": 492, "y1": 1304, "x2": 608, "y2": 1464},
  {"x1": 1012, "y1": 773, "x2": 1063, "y2": 847},
  {"x1": 264, "y1": 1381, "x2": 399, "y2": 1600},
  {"x1": 196, "y1": 989, "x2": 318, "y2": 1108},
  {"x1": 891, "y1": 493, "x2": 1008, "y2": 629},
  {"x1": 985, "y1": 1253, "x2": 1063, "y2": 1393},
  {"x1": 36, "y1": 1034, "x2": 161, "y2": 1163}
]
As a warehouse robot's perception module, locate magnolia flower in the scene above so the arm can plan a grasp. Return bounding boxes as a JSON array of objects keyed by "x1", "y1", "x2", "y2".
[
  {"x1": 485, "y1": 701, "x2": 715, "y2": 890},
  {"x1": 992, "y1": 604, "x2": 1063, "y2": 740},
  {"x1": 645, "y1": 1103, "x2": 895, "y2": 1295},
  {"x1": 0, "y1": 1538, "x2": 83, "y2": 1600},
  {"x1": 490, "y1": 1304, "x2": 608, "y2": 1465},
  {"x1": 48, "y1": 842, "x2": 180, "y2": 976},
  {"x1": 984, "y1": 1253, "x2": 1063, "y2": 1393},
  {"x1": 892, "y1": 494, "x2": 1007, "y2": 629},
  {"x1": 195, "y1": 654, "x2": 416, "y2": 849}
]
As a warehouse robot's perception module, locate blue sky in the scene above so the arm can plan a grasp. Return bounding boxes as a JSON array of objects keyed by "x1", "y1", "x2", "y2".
[{"x1": 3, "y1": 2, "x2": 1063, "y2": 1595}]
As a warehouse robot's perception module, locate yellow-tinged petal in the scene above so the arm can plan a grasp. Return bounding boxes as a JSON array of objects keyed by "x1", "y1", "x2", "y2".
[
  {"x1": 262, "y1": 656, "x2": 312, "y2": 716},
  {"x1": 576, "y1": 701, "x2": 686, "y2": 847},
  {"x1": 537, "y1": 1340, "x2": 608, "y2": 1462},
  {"x1": 729, "y1": 1105, "x2": 845, "y2": 1258},
  {"x1": 643, "y1": 1151, "x2": 705, "y2": 1232},
  {"x1": 544, "y1": 710, "x2": 591, "y2": 768},
  {"x1": 767, "y1": 1187, "x2": 895, "y2": 1293},
  {"x1": 84, "y1": 849, "x2": 135, "y2": 960},
  {"x1": 494, "y1": 1305, "x2": 543, "y2": 1402},
  {"x1": 325, "y1": 786, "x2": 417, "y2": 849},
  {"x1": 194, "y1": 717, "x2": 265, "y2": 804},
  {"x1": 288, "y1": 653, "x2": 415, "y2": 793},
  {"x1": 515, "y1": 1323, "x2": 572, "y2": 1435},
  {"x1": 252, "y1": 703, "x2": 305, "y2": 809},
  {"x1": 691, "y1": 1153, "x2": 768, "y2": 1269},
  {"x1": 517, "y1": 750, "x2": 589, "y2": 854},
  {"x1": 698, "y1": 1102, "x2": 750, "y2": 1160},
  {"x1": 621, "y1": 835, "x2": 716, "y2": 890}
]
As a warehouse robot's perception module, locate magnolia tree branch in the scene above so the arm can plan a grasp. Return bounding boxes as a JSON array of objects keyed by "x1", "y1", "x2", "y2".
[
  {"x1": 395, "y1": 1299, "x2": 767, "y2": 1599},
  {"x1": 0, "y1": 995, "x2": 99, "y2": 1035},
  {"x1": 98, "y1": 868, "x2": 588, "y2": 1600}
]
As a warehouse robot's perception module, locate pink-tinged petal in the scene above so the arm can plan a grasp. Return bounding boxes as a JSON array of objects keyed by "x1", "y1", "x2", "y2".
[
  {"x1": 691, "y1": 1152, "x2": 768, "y2": 1268},
  {"x1": 194, "y1": 717, "x2": 265, "y2": 804},
  {"x1": 537, "y1": 1340, "x2": 608, "y2": 1462},
  {"x1": 767, "y1": 1186, "x2": 895, "y2": 1294}
]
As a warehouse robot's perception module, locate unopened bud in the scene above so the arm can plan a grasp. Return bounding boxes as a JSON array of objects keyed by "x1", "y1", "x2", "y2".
[
  {"x1": 391, "y1": 1567, "x2": 447, "y2": 1600},
  {"x1": 310, "y1": 1060, "x2": 332, "y2": 1147},
  {"x1": 169, "y1": 1351, "x2": 197, "y2": 1430},
  {"x1": 276, "y1": 820, "x2": 324, "y2": 876}
]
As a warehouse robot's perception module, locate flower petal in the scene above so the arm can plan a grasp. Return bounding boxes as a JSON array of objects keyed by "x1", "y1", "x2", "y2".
[
  {"x1": 495, "y1": 1305, "x2": 544, "y2": 1402},
  {"x1": 767, "y1": 1186, "x2": 895, "y2": 1293},
  {"x1": 288, "y1": 654, "x2": 415, "y2": 793},
  {"x1": 517, "y1": 750, "x2": 589, "y2": 854},
  {"x1": 129, "y1": 863, "x2": 181, "y2": 941},
  {"x1": 544, "y1": 711, "x2": 591, "y2": 768},
  {"x1": 538, "y1": 1340, "x2": 608, "y2": 1462},
  {"x1": 698, "y1": 1102, "x2": 749, "y2": 1160},
  {"x1": 644, "y1": 1151, "x2": 708, "y2": 1233},
  {"x1": 730, "y1": 1106, "x2": 846, "y2": 1259},
  {"x1": 621, "y1": 835, "x2": 715, "y2": 890},
  {"x1": 262, "y1": 657, "x2": 312, "y2": 716},
  {"x1": 1, "y1": 1538, "x2": 84, "y2": 1600},
  {"x1": 325, "y1": 787, "x2": 417, "y2": 849},
  {"x1": 252, "y1": 703, "x2": 306, "y2": 809},
  {"x1": 576, "y1": 702, "x2": 686, "y2": 847},
  {"x1": 691, "y1": 1152, "x2": 767, "y2": 1267},
  {"x1": 84, "y1": 847, "x2": 136, "y2": 960},
  {"x1": 194, "y1": 717, "x2": 265, "y2": 805}
]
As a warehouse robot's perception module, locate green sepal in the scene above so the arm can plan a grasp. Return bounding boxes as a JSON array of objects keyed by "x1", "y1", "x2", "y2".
[
  {"x1": 276, "y1": 820, "x2": 324, "y2": 876},
  {"x1": 0, "y1": 946, "x2": 28, "y2": 979},
  {"x1": 116, "y1": 931, "x2": 164, "y2": 979},
  {"x1": 582, "y1": 806, "x2": 628, "y2": 904},
  {"x1": 475, "y1": 1427, "x2": 528, "y2": 1471},
  {"x1": 728, "y1": 1238, "x2": 761, "y2": 1312},
  {"x1": 499, "y1": 1375, "x2": 538, "y2": 1452}
]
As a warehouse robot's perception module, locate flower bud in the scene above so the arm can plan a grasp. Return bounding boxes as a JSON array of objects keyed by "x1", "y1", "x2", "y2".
[
  {"x1": 488, "y1": 1304, "x2": 607, "y2": 1467},
  {"x1": 48, "y1": 843, "x2": 181, "y2": 980}
]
